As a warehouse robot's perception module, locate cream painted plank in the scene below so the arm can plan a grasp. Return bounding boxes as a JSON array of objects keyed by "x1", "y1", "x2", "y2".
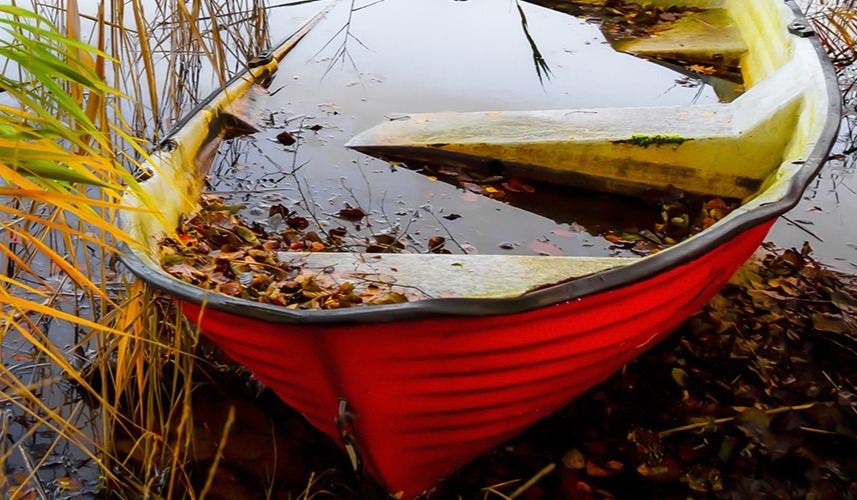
[{"x1": 286, "y1": 253, "x2": 634, "y2": 299}]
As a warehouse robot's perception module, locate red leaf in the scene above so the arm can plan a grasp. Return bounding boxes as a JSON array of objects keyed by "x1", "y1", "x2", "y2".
[
  {"x1": 505, "y1": 177, "x2": 535, "y2": 193},
  {"x1": 528, "y1": 239, "x2": 563, "y2": 256},
  {"x1": 287, "y1": 216, "x2": 309, "y2": 230},
  {"x1": 338, "y1": 208, "x2": 366, "y2": 221}
]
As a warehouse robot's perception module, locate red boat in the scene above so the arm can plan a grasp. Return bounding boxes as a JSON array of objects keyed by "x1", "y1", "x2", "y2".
[{"x1": 120, "y1": 0, "x2": 840, "y2": 496}]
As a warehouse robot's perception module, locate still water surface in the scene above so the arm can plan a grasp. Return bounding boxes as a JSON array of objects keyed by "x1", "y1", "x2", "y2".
[
  {"x1": 243, "y1": 0, "x2": 855, "y2": 268},
  {"x1": 212, "y1": 0, "x2": 728, "y2": 257}
]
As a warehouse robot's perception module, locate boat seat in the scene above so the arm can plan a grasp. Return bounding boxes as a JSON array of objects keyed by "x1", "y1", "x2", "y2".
[
  {"x1": 346, "y1": 59, "x2": 806, "y2": 200},
  {"x1": 288, "y1": 253, "x2": 634, "y2": 299},
  {"x1": 612, "y1": 9, "x2": 748, "y2": 72}
]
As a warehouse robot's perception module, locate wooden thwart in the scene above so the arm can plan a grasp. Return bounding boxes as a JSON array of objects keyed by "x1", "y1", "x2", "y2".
[
  {"x1": 292, "y1": 253, "x2": 633, "y2": 299},
  {"x1": 348, "y1": 53, "x2": 807, "y2": 201},
  {"x1": 613, "y1": 9, "x2": 748, "y2": 70}
]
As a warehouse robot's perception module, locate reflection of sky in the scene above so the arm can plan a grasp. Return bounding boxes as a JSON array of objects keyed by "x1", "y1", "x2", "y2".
[
  {"x1": 209, "y1": 0, "x2": 725, "y2": 257},
  {"x1": 769, "y1": 112, "x2": 857, "y2": 272},
  {"x1": 264, "y1": 0, "x2": 856, "y2": 267},
  {"x1": 769, "y1": 64, "x2": 857, "y2": 272},
  {"x1": 269, "y1": 0, "x2": 720, "y2": 111}
]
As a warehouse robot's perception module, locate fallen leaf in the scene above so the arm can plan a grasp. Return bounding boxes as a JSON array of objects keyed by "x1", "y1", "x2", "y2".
[
  {"x1": 338, "y1": 208, "x2": 366, "y2": 221},
  {"x1": 528, "y1": 239, "x2": 563, "y2": 256},
  {"x1": 551, "y1": 229, "x2": 577, "y2": 238},
  {"x1": 275, "y1": 130, "x2": 296, "y2": 145},
  {"x1": 562, "y1": 448, "x2": 586, "y2": 470},
  {"x1": 55, "y1": 477, "x2": 81, "y2": 491},
  {"x1": 687, "y1": 64, "x2": 716, "y2": 75},
  {"x1": 812, "y1": 312, "x2": 847, "y2": 333}
]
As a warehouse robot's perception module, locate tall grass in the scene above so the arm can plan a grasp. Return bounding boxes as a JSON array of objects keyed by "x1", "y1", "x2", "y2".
[
  {"x1": 1, "y1": 0, "x2": 271, "y2": 496},
  {"x1": 804, "y1": 0, "x2": 857, "y2": 70}
]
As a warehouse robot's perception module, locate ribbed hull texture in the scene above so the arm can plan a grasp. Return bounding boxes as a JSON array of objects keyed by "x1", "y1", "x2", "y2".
[{"x1": 182, "y1": 222, "x2": 772, "y2": 497}]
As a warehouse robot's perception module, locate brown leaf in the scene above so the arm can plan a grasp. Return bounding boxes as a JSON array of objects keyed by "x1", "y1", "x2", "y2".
[
  {"x1": 562, "y1": 448, "x2": 585, "y2": 470},
  {"x1": 269, "y1": 204, "x2": 290, "y2": 217},
  {"x1": 368, "y1": 292, "x2": 408, "y2": 306},
  {"x1": 338, "y1": 208, "x2": 366, "y2": 221},
  {"x1": 220, "y1": 282, "x2": 241, "y2": 296},
  {"x1": 168, "y1": 263, "x2": 201, "y2": 280},
  {"x1": 428, "y1": 236, "x2": 446, "y2": 253},
  {"x1": 812, "y1": 312, "x2": 847, "y2": 334},
  {"x1": 585, "y1": 461, "x2": 613, "y2": 477},
  {"x1": 832, "y1": 289, "x2": 857, "y2": 315},
  {"x1": 604, "y1": 460, "x2": 624, "y2": 471},
  {"x1": 287, "y1": 216, "x2": 309, "y2": 230},
  {"x1": 275, "y1": 130, "x2": 296, "y2": 145}
]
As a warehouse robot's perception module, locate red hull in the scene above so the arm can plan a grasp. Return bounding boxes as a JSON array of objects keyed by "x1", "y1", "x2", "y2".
[{"x1": 180, "y1": 222, "x2": 772, "y2": 497}]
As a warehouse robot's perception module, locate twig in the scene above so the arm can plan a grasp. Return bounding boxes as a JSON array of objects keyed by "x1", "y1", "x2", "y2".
[
  {"x1": 423, "y1": 207, "x2": 468, "y2": 253},
  {"x1": 481, "y1": 480, "x2": 520, "y2": 500},
  {"x1": 17, "y1": 445, "x2": 49, "y2": 500},
  {"x1": 509, "y1": 463, "x2": 556, "y2": 499},
  {"x1": 659, "y1": 402, "x2": 832, "y2": 438},
  {"x1": 781, "y1": 215, "x2": 825, "y2": 242}
]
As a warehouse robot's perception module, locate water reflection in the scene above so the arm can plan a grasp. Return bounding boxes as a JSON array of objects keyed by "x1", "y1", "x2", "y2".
[{"x1": 211, "y1": 0, "x2": 725, "y2": 258}]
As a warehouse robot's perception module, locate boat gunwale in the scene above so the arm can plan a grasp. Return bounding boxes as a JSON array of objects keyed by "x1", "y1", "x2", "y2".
[{"x1": 117, "y1": 0, "x2": 843, "y2": 325}]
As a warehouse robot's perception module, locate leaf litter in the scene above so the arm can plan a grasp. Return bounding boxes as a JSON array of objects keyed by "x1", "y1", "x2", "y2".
[
  {"x1": 160, "y1": 182, "x2": 738, "y2": 308},
  {"x1": 159, "y1": 195, "x2": 411, "y2": 309},
  {"x1": 528, "y1": 1, "x2": 703, "y2": 40}
]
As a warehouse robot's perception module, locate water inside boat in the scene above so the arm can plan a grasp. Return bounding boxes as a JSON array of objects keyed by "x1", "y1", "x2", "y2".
[{"x1": 202, "y1": 0, "x2": 742, "y2": 259}]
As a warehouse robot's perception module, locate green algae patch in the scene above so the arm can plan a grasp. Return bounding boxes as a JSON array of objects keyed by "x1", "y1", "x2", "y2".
[{"x1": 614, "y1": 134, "x2": 691, "y2": 147}]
